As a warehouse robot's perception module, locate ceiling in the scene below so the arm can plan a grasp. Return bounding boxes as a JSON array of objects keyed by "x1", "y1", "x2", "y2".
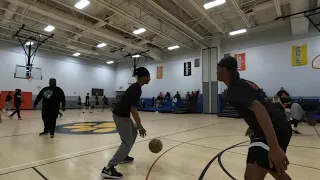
[{"x1": 0, "y1": 0, "x2": 316, "y2": 64}]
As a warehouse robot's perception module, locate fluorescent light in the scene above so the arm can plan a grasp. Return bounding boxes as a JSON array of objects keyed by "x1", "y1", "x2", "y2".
[
  {"x1": 204, "y1": 0, "x2": 226, "y2": 9},
  {"x1": 73, "y1": 52, "x2": 81, "y2": 56},
  {"x1": 74, "y1": 0, "x2": 90, "y2": 9},
  {"x1": 97, "y1": 43, "x2": 107, "y2": 48},
  {"x1": 26, "y1": 42, "x2": 34, "y2": 46},
  {"x1": 106, "y1": 61, "x2": 114, "y2": 64},
  {"x1": 229, "y1": 29, "x2": 247, "y2": 36},
  {"x1": 133, "y1": 28, "x2": 146, "y2": 35},
  {"x1": 44, "y1": 25, "x2": 55, "y2": 32},
  {"x1": 132, "y1": 54, "x2": 141, "y2": 58},
  {"x1": 168, "y1": 45, "x2": 179, "y2": 50}
]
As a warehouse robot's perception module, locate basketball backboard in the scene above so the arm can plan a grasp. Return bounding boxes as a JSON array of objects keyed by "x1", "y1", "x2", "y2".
[{"x1": 14, "y1": 65, "x2": 42, "y2": 80}]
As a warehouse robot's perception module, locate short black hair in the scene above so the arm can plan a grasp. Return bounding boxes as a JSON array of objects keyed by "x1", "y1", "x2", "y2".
[{"x1": 217, "y1": 56, "x2": 238, "y2": 71}]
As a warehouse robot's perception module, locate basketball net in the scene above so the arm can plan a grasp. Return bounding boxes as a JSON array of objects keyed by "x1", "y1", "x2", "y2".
[
  {"x1": 26, "y1": 75, "x2": 32, "y2": 82},
  {"x1": 312, "y1": 54, "x2": 320, "y2": 69}
]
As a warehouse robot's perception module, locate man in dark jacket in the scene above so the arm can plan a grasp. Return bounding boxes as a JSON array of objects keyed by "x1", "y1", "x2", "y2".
[
  {"x1": 9, "y1": 89, "x2": 22, "y2": 120},
  {"x1": 34, "y1": 78, "x2": 66, "y2": 138}
]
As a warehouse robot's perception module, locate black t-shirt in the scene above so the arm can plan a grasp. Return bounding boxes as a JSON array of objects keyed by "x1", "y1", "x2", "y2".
[
  {"x1": 227, "y1": 79, "x2": 289, "y2": 138},
  {"x1": 85, "y1": 96, "x2": 89, "y2": 104},
  {"x1": 34, "y1": 86, "x2": 66, "y2": 111},
  {"x1": 113, "y1": 82, "x2": 141, "y2": 117},
  {"x1": 281, "y1": 97, "x2": 292, "y2": 108},
  {"x1": 14, "y1": 93, "x2": 22, "y2": 106}
]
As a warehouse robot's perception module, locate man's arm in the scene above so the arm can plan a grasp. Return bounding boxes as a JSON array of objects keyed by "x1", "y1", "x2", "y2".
[
  {"x1": 248, "y1": 100, "x2": 280, "y2": 149},
  {"x1": 33, "y1": 89, "x2": 44, "y2": 107},
  {"x1": 131, "y1": 106, "x2": 141, "y2": 127},
  {"x1": 60, "y1": 89, "x2": 66, "y2": 109}
]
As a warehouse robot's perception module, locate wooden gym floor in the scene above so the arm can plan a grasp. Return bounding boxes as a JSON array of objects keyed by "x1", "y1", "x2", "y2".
[{"x1": 0, "y1": 110, "x2": 319, "y2": 180}]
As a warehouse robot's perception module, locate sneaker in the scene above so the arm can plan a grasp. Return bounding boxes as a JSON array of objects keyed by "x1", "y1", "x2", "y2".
[
  {"x1": 101, "y1": 166, "x2": 123, "y2": 179},
  {"x1": 120, "y1": 156, "x2": 134, "y2": 164},
  {"x1": 50, "y1": 135, "x2": 54, "y2": 138},
  {"x1": 293, "y1": 130, "x2": 302, "y2": 134},
  {"x1": 18, "y1": 118, "x2": 22, "y2": 120},
  {"x1": 9, "y1": 116, "x2": 12, "y2": 120},
  {"x1": 59, "y1": 114, "x2": 63, "y2": 118},
  {"x1": 39, "y1": 132, "x2": 48, "y2": 136}
]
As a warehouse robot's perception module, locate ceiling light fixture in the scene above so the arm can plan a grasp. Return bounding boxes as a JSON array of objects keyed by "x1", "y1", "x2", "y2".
[
  {"x1": 168, "y1": 45, "x2": 179, "y2": 50},
  {"x1": 97, "y1": 43, "x2": 107, "y2": 48},
  {"x1": 133, "y1": 28, "x2": 146, "y2": 35},
  {"x1": 132, "y1": 54, "x2": 141, "y2": 58},
  {"x1": 73, "y1": 52, "x2": 81, "y2": 56},
  {"x1": 44, "y1": 25, "x2": 55, "y2": 32},
  {"x1": 74, "y1": 0, "x2": 90, "y2": 9},
  {"x1": 229, "y1": 29, "x2": 247, "y2": 36},
  {"x1": 26, "y1": 42, "x2": 34, "y2": 46},
  {"x1": 106, "y1": 61, "x2": 114, "y2": 64},
  {"x1": 204, "y1": 0, "x2": 226, "y2": 9}
]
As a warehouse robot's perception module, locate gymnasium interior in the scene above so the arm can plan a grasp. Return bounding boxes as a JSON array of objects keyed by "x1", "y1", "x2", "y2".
[{"x1": 0, "y1": 0, "x2": 320, "y2": 179}]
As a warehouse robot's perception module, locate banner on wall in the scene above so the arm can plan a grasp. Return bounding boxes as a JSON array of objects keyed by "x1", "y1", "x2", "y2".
[
  {"x1": 157, "y1": 66, "x2": 163, "y2": 79},
  {"x1": 234, "y1": 53, "x2": 246, "y2": 71},
  {"x1": 292, "y1": 44, "x2": 308, "y2": 66},
  {"x1": 184, "y1": 62, "x2": 191, "y2": 76}
]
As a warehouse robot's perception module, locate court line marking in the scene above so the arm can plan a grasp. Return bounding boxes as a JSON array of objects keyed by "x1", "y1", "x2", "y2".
[
  {"x1": 0, "y1": 132, "x2": 39, "y2": 139},
  {"x1": 145, "y1": 135, "x2": 248, "y2": 180},
  {"x1": 32, "y1": 167, "x2": 48, "y2": 180},
  {"x1": 0, "y1": 122, "x2": 221, "y2": 176},
  {"x1": 313, "y1": 126, "x2": 320, "y2": 137}
]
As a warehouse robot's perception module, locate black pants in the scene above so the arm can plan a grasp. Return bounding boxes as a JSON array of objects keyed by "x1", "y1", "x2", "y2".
[
  {"x1": 42, "y1": 110, "x2": 58, "y2": 135},
  {"x1": 10, "y1": 105, "x2": 21, "y2": 118}
]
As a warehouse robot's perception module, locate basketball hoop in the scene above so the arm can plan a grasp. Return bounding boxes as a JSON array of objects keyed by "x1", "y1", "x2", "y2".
[{"x1": 312, "y1": 54, "x2": 320, "y2": 69}]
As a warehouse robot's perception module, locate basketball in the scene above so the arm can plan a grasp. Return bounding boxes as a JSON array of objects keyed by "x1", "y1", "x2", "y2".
[
  {"x1": 306, "y1": 113, "x2": 317, "y2": 126},
  {"x1": 149, "y1": 138, "x2": 163, "y2": 153}
]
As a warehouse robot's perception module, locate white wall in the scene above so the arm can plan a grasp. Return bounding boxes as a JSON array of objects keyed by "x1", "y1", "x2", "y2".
[
  {"x1": 220, "y1": 35, "x2": 320, "y2": 97},
  {"x1": 0, "y1": 42, "x2": 116, "y2": 97},
  {"x1": 116, "y1": 47, "x2": 201, "y2": 98}
]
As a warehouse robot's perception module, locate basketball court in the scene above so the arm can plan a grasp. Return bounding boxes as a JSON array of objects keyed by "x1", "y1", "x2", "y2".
[{"x1": 0, "y1": 111, "x2": 319, "y2": 180}]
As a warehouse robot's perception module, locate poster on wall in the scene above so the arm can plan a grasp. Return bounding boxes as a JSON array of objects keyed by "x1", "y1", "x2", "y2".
[
  {"x1": 184, "y1": 62, "x2": 191, "y2": 76},
  {"x1": 234, "y1": 53, "x2": 246, "y2": 71},
  {"x1": 157, "y1": 66, "x2": 163, "y2": 79},
  {"x1": 194, "y1": 58, "x2": 200, "y2": 67},
  {"x1": 292, "y1": 44, "x2": 308, "y2": 66}
]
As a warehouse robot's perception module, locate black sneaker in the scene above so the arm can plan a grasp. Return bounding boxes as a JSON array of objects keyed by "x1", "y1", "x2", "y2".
[
  {"x1": 120, "y1": 156, "x2": 134, "y2": 164},
  {"x1": 39, "y1": 132, "x2": 48, "y2": 136},
  {"x1": 50, "y1": 135, "x2": 54, "y2": 138},
  {"x1": 101, "y1": 166, "x2": 123, "y2": 179},
  {"x1": 293, "y1": 130, "x2": 302, "y2": 134}
]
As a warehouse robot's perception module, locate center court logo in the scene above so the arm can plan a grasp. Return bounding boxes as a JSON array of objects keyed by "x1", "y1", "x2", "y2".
[{"x1": 55, "y1": 121, "x2": 117, "y2": 135}]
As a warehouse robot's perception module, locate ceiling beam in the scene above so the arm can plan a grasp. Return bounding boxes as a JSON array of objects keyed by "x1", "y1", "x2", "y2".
[
  {"x1": 187, "y1": 0, "x2": 225, "y2": 34},
  {"x1": 50, "y1": 0, "x2": 164, "y2": 49},
  {"x1": 230, "y1": 0, "x2": 252, "y2": 28},
  {"x1": 274, "y1": 0, "x2": 282, "y2": 16},
  {"x1": 143, "y1": 0, "x2": 204, "y2": 40},
  {"x1": 92, "y1": 0, "x2": 193, "y2": 49},
  {"x1": 318, "y1": 0, "x2": 320, "y2": 7},
  {"x1": 171, "y1": 0, "x2": 215, "y2": 35},
  {"x1": 9, "y1": 0, "x2": 147, "y2": 52}
]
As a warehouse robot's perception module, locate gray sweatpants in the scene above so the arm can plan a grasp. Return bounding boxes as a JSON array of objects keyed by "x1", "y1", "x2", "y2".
[
  {"x1": 108, "y1": 114, "x2": 137, "y2": 167},
  {"x1": 4, "y1": 102, "x2": 12, "y2": 111}
]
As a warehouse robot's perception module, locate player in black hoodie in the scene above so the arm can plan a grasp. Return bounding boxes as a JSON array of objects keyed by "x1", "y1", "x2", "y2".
[
  {"x1": 9, "y1": 89, "x2": 22, "y2": 120},
  {"x1": 34, "y1": 78, "x2": 66, "y2": 138}
]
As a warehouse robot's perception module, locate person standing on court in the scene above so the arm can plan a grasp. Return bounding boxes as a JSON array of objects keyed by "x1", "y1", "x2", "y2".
[
  {"x1": 9, "y1": 89, "x2": 22, "y2": 120},
  {"x1": 34, "y1": 78, "x2": 66, "y2": 138},
  {"x1": 83, "y1": 93, "x2": 92, "y2": 113},
  {"x1": 3, "y1": 91, "x2": 12, "y2": 113},
  {"x1": 101, "y1": 67, "x2": 150, "y2": 179},
  {"x1": 217, "y1": 56, "x2": 292, "y2": 179}
]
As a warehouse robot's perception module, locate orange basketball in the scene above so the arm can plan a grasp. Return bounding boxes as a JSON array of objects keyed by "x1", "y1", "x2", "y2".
[
  {"x1": 149, "y1": 138, "x2": 163, "y2": 153},
  {"x1": 306, "y1": 113, "x2": 317, "y2": 126},
  {"x1": 21, "y1": 98, "x2": 25, "y2": 103}
]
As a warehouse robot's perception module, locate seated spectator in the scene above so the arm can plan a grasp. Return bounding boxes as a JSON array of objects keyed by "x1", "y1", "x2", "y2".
[
  {"x1": 281, "y1": 92, "x2": 292, "y2": 120},
  {"x1": 157, "y1": 92, "x2": 164, "y2": 101},
  {"x1": 172, "y1": 97, "x2": 177, "y2": 106},
  {"x1": 173, "y1": 91, "x2": 181, "y2": 100},
  {"x1": 289, "y1": 102, "x2": 305, "y2": 134},
  {"x1": 277, "y1": 87, "x2": 289, "y2": 98},
  {"x1": 186, "y1": 92, "x2": 191, "y2": 100},
  {"x1": 165, "y1": 92, "x2": 171, "y2": 101},
  {"x1": 272, "y1": 95, "x2": 284, "y2": 114},
  {"x1": 152, "y1": 97, "x2": 155, "y2": 107},
  {"x1": 155, "y1": 99, "x2": 161, "y2": 108},
  {"x1": 140, "y1": 99, "x2": 146, "y2": 109},
  {"x1": 191, "y1": 91, "x2": 195, "y2": 97}
]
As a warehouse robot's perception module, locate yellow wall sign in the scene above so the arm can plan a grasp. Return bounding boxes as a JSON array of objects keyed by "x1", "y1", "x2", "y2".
[{"x1": 292, "y1": 44, "x2": 308, "y2": 66}]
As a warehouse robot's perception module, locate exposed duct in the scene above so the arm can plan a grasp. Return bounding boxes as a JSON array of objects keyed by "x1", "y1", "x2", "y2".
[
  {"x1": 290, "y1": 0, "x2": 309, "y2": 35},
  {"x1": 0, "y1": 3, "x2": 19, "y2": 24}
]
